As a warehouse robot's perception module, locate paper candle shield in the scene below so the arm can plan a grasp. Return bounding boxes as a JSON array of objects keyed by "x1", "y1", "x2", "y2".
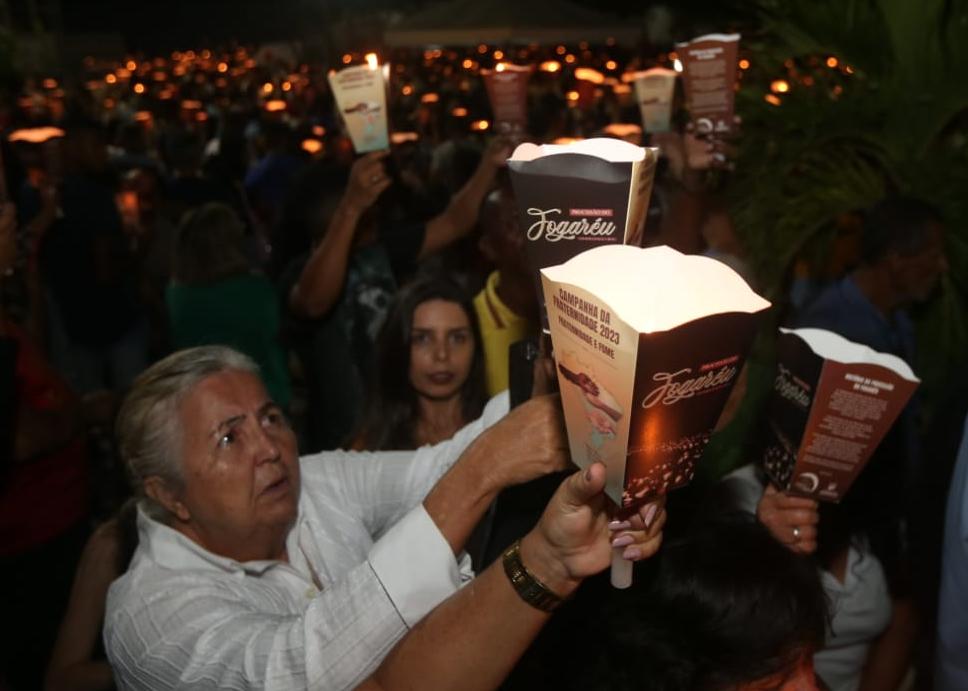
[
  {"x1": 762, "y1": 328, "x2": 920, "y2": 502},
  {"x1": 481, "y1": 63, "x2": 532, "y2": 138},
  {"x1": 541, "y1": 245, "x2": 770, "y2": 512},
  {"x1": 507, "y1": 138, "x2": 660, "y2": 331},
  {"x1": 675, "y1": 33, "x2": 740, "y2": 136},
  {"x1": 328, "y1": 63, "x2": 389, "y2": 153},
  {"x1": 628, "y1": 68, "x2": 677, "y2": 134}
]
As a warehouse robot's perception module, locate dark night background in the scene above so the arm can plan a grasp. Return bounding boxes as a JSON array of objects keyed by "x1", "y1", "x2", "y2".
[{"x1": 5, "y1": 0, "x2": 742, "y2": 53}]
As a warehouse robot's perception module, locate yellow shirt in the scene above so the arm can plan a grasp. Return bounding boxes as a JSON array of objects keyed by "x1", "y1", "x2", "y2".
[{"x1": 473, "y1": 271, "x2": 534, "y2": 396}]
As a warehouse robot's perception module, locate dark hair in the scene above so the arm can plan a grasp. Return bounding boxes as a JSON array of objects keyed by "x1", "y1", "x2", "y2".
[
  {"x1": 165, "y1": 128, "x2": 204, "y2": 174},
  {"x1": 860, "y1": 196, "x2": 943, "y2": 264},
  {"x1": 580, "y1": 516, "x2": 828, "y2": 691},
  {"x1": 357, "y1": 274, "x2": 486, "y2": 450},
  {"x1": 172, "y1": 202, "x2": 250, "y2": 284}
]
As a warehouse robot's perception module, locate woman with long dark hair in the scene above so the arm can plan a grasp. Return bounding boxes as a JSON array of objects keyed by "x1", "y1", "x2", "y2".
[{"x1": 356, "y1": 274, "x2": 487, "y2": 450}]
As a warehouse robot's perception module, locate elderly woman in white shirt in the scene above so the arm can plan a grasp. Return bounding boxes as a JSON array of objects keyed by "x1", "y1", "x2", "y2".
[{"x1": 104, "y1": 346, "x2": 664, "y2": 691}]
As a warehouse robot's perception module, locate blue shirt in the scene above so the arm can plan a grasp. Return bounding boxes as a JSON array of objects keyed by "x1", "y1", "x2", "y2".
[
  {"x1": 936, "y1": 414, "x2": 968, "y2": 691},
  {"x1": 794, "y1": 276, "x2": 915, "y2": 363}
]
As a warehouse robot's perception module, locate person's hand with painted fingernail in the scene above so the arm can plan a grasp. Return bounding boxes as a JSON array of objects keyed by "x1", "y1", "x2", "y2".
[
  {"x1": 608, "y1": 497, "x2": 667, "y2": 562},
  {"x1": 756, "y1": 483, "x2": 820, "y2": 555},
  {"x1": 524, "y1": 464, "x2": 666, "y2": 594}
]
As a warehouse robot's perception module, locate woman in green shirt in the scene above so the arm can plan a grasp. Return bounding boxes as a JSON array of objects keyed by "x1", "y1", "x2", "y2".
[{"x1": 166, "y1": 203, "x2": 291, "y2": 409}]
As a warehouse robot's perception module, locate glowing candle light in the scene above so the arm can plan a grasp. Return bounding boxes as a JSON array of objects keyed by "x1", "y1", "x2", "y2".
[
  {"x1": 301, "y1": 138, "x2": 323, "y2": 154},
  {"x1": 770, "y1": 79, "x2": 790, "y2": 93},
  {"x1": 8, "y1": 126, "x2": 66, "y2": 143}
]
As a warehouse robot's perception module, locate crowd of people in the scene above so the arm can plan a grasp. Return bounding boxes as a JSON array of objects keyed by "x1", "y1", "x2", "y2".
[{"x1": 0, "y1": 34, "x2": 964, "y2": 691}]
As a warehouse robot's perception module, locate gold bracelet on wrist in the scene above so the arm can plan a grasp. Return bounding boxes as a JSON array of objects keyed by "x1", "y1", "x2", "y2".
[{"x1": 501, "y1": 539, "x2": 566, "y2": 613}]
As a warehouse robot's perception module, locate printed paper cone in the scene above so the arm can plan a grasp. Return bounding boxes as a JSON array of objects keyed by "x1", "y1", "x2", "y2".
[
  {"x1": 763, "y1": 328, "x2": 920, "y2": 502},
  {"x1": 481, "y1": 63, "x2": 533, "y2": 139},
  {"x1": 507, "y1": 138, "x2": 660, "y2": 331},
  {"x1": 541, "y1": 244, "x2": 770, "y2": 513},
  {"x1": 328, "y1": 63, "x2": 389, "y2": 153},
  {"x1": 628, "y1": 68, "x2": 678, "y2": 134},
  {"x1": 675, "y1": 33, "x2": 740, "y2": 136}
]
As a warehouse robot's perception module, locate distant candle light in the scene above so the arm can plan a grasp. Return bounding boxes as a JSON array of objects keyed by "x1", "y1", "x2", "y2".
[{"x1": 301, "y1": 138, "x2": 323, "y2": 154}]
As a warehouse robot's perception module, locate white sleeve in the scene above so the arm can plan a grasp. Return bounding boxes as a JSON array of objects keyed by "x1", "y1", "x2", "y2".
[
  {"x1": 106, "y1": 505, "x2": 470, "y2": 691},
  {"x1": 301, "y1": 392, "x2": 511, "y2": 536},
  {"x1": 719, "y1": 463, "x2": 766, "y2": 515}
]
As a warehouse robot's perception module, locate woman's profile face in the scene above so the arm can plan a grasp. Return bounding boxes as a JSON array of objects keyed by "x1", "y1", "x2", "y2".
[{"x1": 409, "y1": 299, "x2": 475, "y2": 402}]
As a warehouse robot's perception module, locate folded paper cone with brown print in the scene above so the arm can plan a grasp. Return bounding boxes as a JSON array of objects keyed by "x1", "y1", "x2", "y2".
[
  {"x1": 626, "y1": 68, "x2": 678, "y2": 134},
  {"x1": 763, "y1": 328, "x2": 920, "y2": 502},
  {"x1": 541, "y1": 244, "x2": 770, "y2": 514},
  {"x1": 481, "y1": 63, "x2": 533, "y2": 140},
  {"x1": 328, "y1": 63, "x2": 389, "y2": 153},
  {"x1": 508, "y1": 138, "x2": 660, "y2": 331},
  {"x1": 676, "y1": 33, "x2": 740, "y2": 137}
]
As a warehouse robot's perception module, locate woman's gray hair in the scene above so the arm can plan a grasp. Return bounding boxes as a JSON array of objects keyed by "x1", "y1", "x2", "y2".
[{"x1": 116, "y1": 346, "x2": 259, "y2": 522}]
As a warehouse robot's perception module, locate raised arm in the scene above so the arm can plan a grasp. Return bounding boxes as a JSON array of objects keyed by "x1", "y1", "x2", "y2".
[
  {"x1": 289, "y1": 151, "x2": 392, "y2": 319},
  {"x1": 419, "y1": 138, "x2": 511, "y2": 259},
  {"x1": 360, "y1": 462, "x2": 666, "y2": 691},
  {"x1": 422, "y1": 394, "x2": 569, "y2": 555}
]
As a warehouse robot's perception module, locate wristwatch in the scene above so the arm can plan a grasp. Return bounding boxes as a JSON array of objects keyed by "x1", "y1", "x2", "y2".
[{"x1": 502, "y1": 539, "x2": 566, "y2": 613}]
